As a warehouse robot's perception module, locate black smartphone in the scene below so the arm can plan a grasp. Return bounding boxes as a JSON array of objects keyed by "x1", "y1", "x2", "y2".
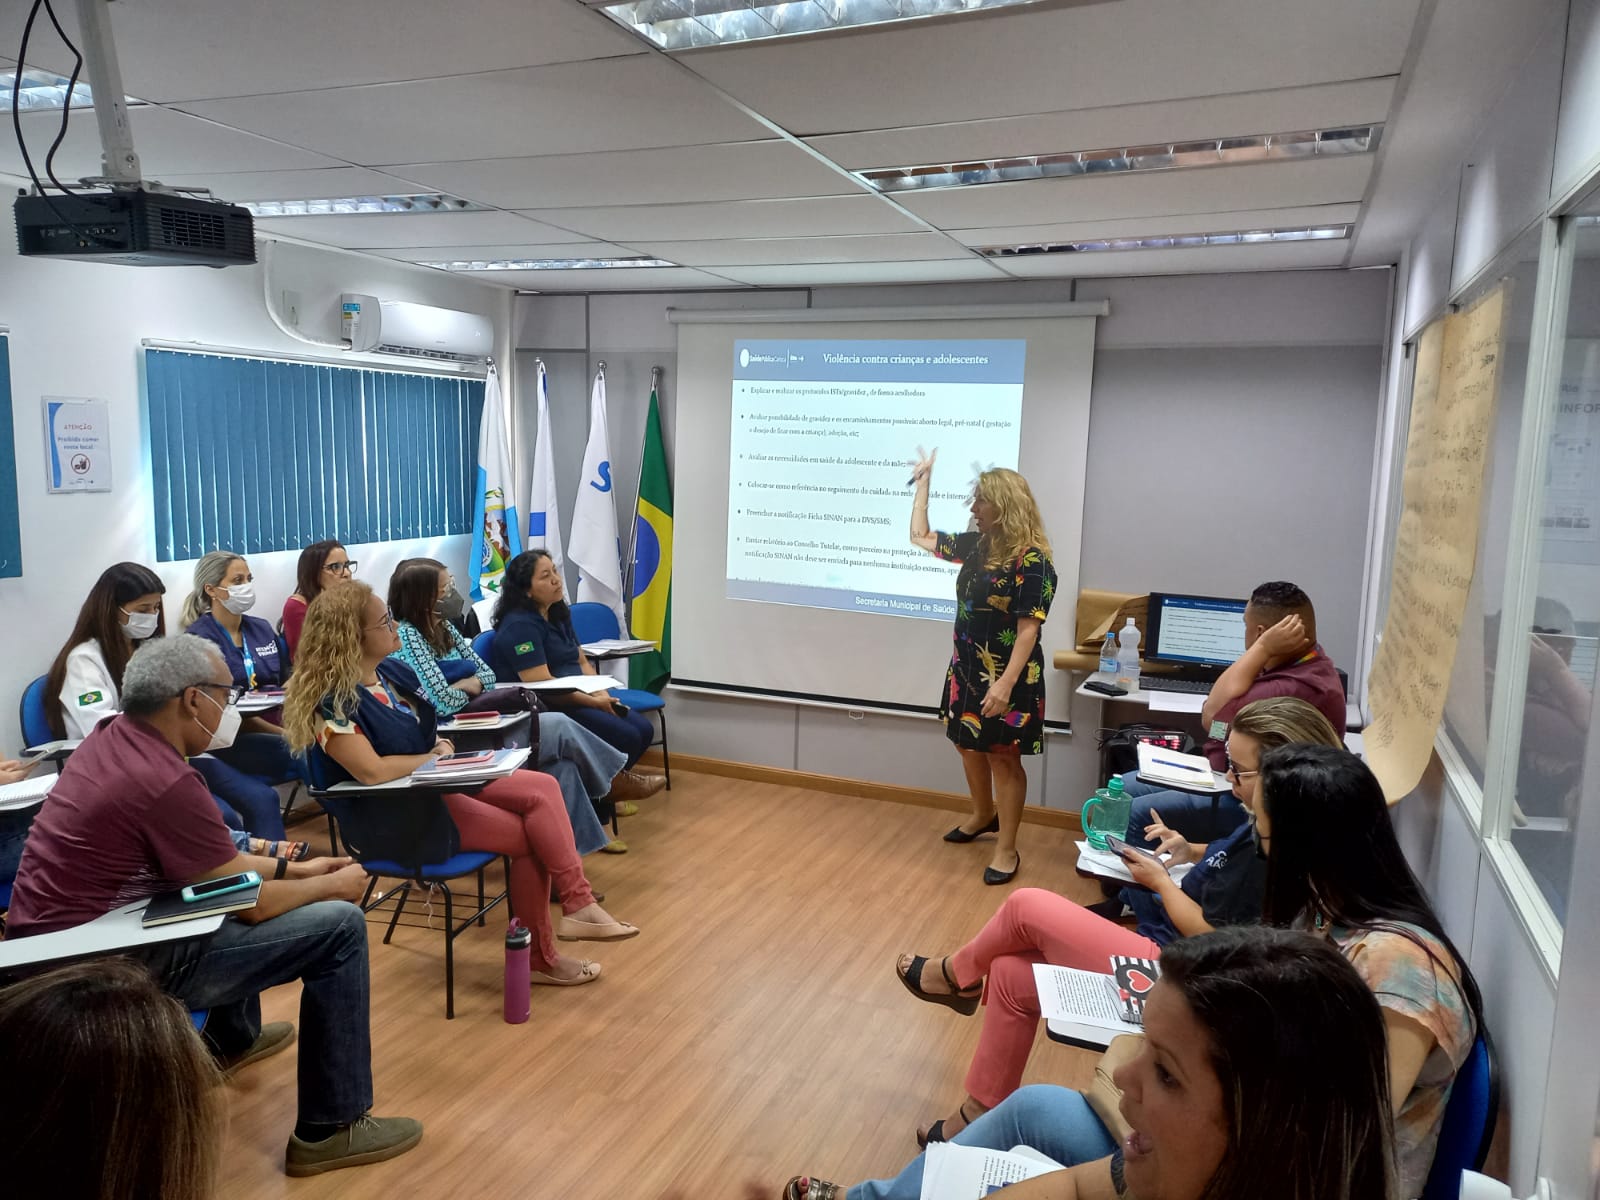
[
  {"x1": 1084, "y1": 680, "x2": 1129, "y2": 697},
  {"x1": 612, "y1": 702, "x2": 631, "y2": 717},
  {"x1": 1104, "y1": 834, "x2": 1161, "y2": 863}
]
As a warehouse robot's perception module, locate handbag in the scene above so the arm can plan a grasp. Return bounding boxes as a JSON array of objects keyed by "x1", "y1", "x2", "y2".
[
  {"x1": 1084, "y1": 1033, "x2": 1141, "y2": 1141},
  {"x1": 459, "y1": 686, "x2": 543, "y2": 761}
]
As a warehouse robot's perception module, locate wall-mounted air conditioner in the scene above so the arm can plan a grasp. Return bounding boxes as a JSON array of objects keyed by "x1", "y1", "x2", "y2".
[{"x1": 340, "y1": 293, "x2": 493, "y2": 363}]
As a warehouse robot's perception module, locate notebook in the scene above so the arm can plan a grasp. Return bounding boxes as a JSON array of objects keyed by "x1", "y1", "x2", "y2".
[
  {"x1": 0, "y1": 772, "x2": 57, "y2": 811},
  {"x1": 1135, "y1": 742, "x2": 1230, "y2": 792},
  {"x1": 141, "y1": 880, "x2": 262, "y2": 928}
]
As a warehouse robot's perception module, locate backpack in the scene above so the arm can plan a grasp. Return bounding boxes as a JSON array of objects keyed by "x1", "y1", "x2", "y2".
[{"x1": 1097, "y1": 724, "x2": 1199, "y2": 778}]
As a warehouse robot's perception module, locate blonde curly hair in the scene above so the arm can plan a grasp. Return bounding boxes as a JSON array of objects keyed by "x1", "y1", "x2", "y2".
[
  {"x1": 282, "y1": 580, "x2": 375, "y2": 754},
  {"x1": 975, "y1": 468, "x2": 1051, "y2": 569}
]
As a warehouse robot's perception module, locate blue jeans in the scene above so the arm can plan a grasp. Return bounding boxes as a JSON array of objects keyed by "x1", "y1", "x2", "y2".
[
  {"x1": 207, "y1": 792, "x2": 253, "y2": 852},
  {"x1": 848, "y1": 1086, "x2": 1119, "y2": 1200},
  {"x1": 568, "y1": 704, "x2": 654, "y2": 768},
  {"x1": 0, "y1": 804, "x2": 42, "y2": 884},
  {"x1": 214, "y1": 730, "x2": 306, "y2": 786},
  {"x1": 133, "y1": 900, "x2": 373, "y2": 1126},
  {"x1": 1123, "y1": 780, "x2": 1244, "y2": 849},
  {"x1": 193, "y1": 753, "x2": 287, "y2": 841},
  {"x1": 538, "y1": 714, "x2": 627, "y2": 856}
]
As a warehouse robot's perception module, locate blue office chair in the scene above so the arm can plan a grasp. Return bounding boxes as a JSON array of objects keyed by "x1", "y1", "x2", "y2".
[
  {"x1": 317, "y1": 792, "x2": 510, "y2": 1019},
  {"x1": 568, "y1": 601, "x2": 671, "y2": 788},
  {"x1": 19, "y1": 674, "x2": 53, "y2": 749},
  {"x1": 472, "y1": 630, "x2": 496, "y2": 663},
  {"x1": 1421, "y1": 1030, "x2": 1500, "y2": 1200}
]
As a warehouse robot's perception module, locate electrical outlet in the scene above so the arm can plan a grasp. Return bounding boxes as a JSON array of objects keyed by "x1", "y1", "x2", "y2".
[{"x1": 282, "y1": 289, "x2": 301, "y2": 327}]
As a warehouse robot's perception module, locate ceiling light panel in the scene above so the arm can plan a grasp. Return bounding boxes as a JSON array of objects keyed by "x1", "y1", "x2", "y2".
[
  {"x1": 596, "y1": 0, "x2": 1063, "y2": 51},
  {"x1": 978, "y1": 224, "x2": 1351, "y2": 256},
  {"x1": 420, "y1": 256, "x2": 678, "y2": 271},
  {"x1": 242, "y1": 192, "x2": 488, "y2": 217},
  {"x1": 858, "y1": 125, "x2": 1381, "y2": 193},
  {"x1": 0, "y1": 68, "x2": 104, "y2": 112}
]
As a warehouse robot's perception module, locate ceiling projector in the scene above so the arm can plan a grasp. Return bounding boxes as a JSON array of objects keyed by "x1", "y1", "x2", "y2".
[{"x1": 15, "y1": 189, "x2": 256, "y2": 268}]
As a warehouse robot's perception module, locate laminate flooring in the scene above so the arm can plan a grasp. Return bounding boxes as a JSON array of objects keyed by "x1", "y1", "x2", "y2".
[{"x1": 220, "y1": 772, "x2": 1104, "y2": 1198}]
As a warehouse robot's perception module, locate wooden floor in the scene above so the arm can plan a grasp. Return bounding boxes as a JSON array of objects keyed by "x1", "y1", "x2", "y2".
[{"x1": 221, "y1": 772, "x2": 1104, "y2": 1198}]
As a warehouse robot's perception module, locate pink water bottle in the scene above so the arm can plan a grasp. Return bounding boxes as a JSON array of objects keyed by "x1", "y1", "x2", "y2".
[{"x1": 503, "y1": 919, "x2": 531, "y2": 1024}]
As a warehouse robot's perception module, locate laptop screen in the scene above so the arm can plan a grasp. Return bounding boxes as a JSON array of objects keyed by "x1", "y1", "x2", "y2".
[{"x1": 1147, "y1": 593, "x2": 1248, "y2": 668}]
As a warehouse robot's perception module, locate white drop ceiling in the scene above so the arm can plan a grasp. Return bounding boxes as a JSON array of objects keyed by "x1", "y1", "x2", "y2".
[{"x1": 0, "y1": 0, "x2": 1562, "y2": 291}]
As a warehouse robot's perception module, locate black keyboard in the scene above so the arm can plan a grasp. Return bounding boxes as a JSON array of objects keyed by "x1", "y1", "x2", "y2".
[{"x1": 1139, "y1": 677, "x2": 1213, "y2": 694}]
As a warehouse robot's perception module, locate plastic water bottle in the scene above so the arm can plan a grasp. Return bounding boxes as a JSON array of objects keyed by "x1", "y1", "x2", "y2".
[
  {"x1": 1082, "y1": 774, "x2": 1132, "y2": 850},
  {"x1": 1116, "y1": 618, "x2": 1142, "y2": 692},
  {"x1": 503, "y1": 919, "x2": 531, "y2": 1024},
  {"x1": 1098, "y1": 629, "x2": 1118, "y2": 676}
]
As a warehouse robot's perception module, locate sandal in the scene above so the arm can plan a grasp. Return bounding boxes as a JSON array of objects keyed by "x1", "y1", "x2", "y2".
[
  {"x1": 896, "y1": 955, "x2": 981, "y2": 1016},
  {"x1": 917, "y1": 1101, "x2": 975, "y2": 1150},
  {"x1": 783, "y1": 1177, "x2": 842, "y2": 1200}
]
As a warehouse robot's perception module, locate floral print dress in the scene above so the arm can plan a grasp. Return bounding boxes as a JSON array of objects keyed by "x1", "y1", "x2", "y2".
[{"x1": 933, "y1": 531, "x2": 1057, "y2": 754}]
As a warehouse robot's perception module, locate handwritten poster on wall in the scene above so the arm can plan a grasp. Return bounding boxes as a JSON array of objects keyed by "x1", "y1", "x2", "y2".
[
  {"x1": 43, "y1": 396, "x2": 112, "y2": 493},
  {"x1": 1367, "y1": 286, "x2": 1506, "y2": 802}
]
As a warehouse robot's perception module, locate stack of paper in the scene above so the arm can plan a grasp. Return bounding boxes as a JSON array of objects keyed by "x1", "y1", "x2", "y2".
[
  {"x1": 1032, "y1": 962, "x2": 1149, "y2": 1046},
  {"x1": 409, "y1": 746, "x2": 530, "y2": 785},
  {"x1": 582, "y1": 638, "x2": 655, "y2": 655},
  {"x1": 493, "y1": 674, "x2": 620, "y2": 695},
  {"x1": 1075, "y1": 840, "x2": 1193, "y2": 886},
  {"x1": 919, "y1": 1143, "x2": 1064, "y2": 1200}
]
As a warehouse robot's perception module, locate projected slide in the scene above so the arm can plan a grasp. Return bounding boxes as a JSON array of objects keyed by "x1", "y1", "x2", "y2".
[{"x1": 727, "y1": 338, "x2": 1025, "y2": 620}]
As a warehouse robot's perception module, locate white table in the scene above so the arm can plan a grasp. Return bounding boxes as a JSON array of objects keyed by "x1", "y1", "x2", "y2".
[
  {"x1": 0, "y1": 898, "x2": 225, "y2": 971},
  {"x1": 1071, "y1": 672, "x2": 1365, "y2": 732},
  {"x1": 321, "y1": 746, "x2": 531, "y2": 792}
]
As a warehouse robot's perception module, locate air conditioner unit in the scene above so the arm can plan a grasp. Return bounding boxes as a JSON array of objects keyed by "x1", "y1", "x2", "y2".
[{"x1": 340, "y1": 293, "x2": 493, "y2": 363}]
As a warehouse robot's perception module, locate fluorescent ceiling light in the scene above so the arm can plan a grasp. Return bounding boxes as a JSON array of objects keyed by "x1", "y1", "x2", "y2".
[
  {"x1": 596, "y1": 0, "x2": 1058, "y2": 50},
  {"x1": 1, "y1": 67, "x2": 142, "y2": 113},
  {"x1": 242, "y1": 193, "x2": 489, "y2": 217},
  {"x1": 859, "y1": 126, "x2": 1382, "y2": 193},
  {"x1": 979, "y1": 224, "x2": 1352, "y2": 256},
  {"x1": 417, "y1": 257, "x2": 678, "y2": 271}
]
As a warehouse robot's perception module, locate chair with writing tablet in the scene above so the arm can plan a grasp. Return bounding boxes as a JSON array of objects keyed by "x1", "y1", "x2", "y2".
[
  {"x1": 18, "y1": 674, "x2": 54, "y2": 752},
  {"x1": 568, "y1": 602, "x2": 671, "y2": 789},
  {"x1": 1420, "y1": 1029, "x2": 1499, "y2": 1200}
]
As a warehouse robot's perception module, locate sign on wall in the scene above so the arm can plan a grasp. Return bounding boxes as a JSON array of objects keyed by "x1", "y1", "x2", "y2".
[{"x1": 43, "y1": 396, "x2": 111, "y2": 493}]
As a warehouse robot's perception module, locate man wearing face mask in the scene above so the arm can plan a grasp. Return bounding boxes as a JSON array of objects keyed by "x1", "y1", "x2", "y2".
[{"x1": 6, "y1": 635, "x2": 424, "y2": 1177}]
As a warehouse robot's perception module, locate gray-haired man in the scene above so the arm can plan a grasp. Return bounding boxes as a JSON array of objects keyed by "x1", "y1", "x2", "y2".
[{"x1": 7, "y1": 634, "x2": 421, "y2": 1177}]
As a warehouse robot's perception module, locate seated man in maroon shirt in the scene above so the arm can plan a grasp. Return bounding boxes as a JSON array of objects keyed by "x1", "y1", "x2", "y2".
[
  {"x1": 1127, "y1": 580, "x2": 1348, "y2": 847},
  {"x1": 5, "y1": 634, "x2": 422, "y2": 1178}
]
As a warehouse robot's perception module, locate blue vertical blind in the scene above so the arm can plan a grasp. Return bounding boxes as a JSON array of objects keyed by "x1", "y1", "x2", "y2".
[
  {"x1": 144, "y1": 349, "x2": 483, "y2": 562},
  {"x1": 0, "y1": 336, "x2": 20, "y2": 577}
]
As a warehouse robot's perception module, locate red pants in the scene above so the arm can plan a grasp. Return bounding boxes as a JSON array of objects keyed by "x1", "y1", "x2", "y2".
[
  {"x1": 947, "y1": 887, "x2": 1162, "y2": 1107},
  {"x1": 443, "y1": 772, "x2": 594, "y2": 970}
]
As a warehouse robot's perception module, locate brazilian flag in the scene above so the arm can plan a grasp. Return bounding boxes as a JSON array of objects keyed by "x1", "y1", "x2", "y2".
[{"x1": 629, "y1": 387, "x2": 673, "y2": 693}]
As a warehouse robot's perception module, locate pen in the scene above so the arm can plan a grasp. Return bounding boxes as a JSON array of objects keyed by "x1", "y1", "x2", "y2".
[{"x1": 1152, "y1": 757, "x2": 1204, "y2": 772}]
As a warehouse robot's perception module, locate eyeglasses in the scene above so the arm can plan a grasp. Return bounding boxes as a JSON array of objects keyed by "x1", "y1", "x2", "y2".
[
  {"x1": 366, "y1": 608, "x2": 396, "y2": 632},
  {"x1": 1225, "y1": 756, "x2": 1259, "y2": 781},
  {"x1": 324, "y1": 560, "x2": 358, "y2": 576},
  {"x1": 189, "y1": 683, "x2": 244, "y2": 706}
]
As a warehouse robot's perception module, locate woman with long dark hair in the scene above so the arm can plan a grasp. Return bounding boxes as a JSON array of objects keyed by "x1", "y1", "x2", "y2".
[
  {"x1": 280, "y1": 539, "x2": 354, "y2": 659},
  {"x1": 788, "y1": 926, "x2": 1398, "y2": 1200},
  {"x1": 488, "y1": 550, "x2": 661, "y2": 787},
  {"x1": 1255, "y1": 744, "x2": 1481, "y2": 1198}
]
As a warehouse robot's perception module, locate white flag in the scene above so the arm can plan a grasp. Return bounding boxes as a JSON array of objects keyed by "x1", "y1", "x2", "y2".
[
  {"x1": 469, "y1": 363, "x2": 521, "y2": 604},
  {"x1": 569, "y1": 368, "x2": 628, "y2": 634},
  {"x1": 524, "y1": 361, "x2": 565, "y2": 575}
]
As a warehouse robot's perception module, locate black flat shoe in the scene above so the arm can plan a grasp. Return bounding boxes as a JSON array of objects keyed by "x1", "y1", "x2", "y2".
[
  {"x1": 982, "y1": 853, "x2": 1020, "y2": 886},
  {"x1": 896, "y1": 954, "x2": 981, "y2": 1016},
  {"x1": 943, "y1": 814, "x2": 1000, "y2": 844}
]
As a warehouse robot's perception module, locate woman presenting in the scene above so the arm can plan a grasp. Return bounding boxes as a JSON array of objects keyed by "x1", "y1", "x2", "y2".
[{"x1": 910, "y1": 450, "x2": 1056, "y2": 884}]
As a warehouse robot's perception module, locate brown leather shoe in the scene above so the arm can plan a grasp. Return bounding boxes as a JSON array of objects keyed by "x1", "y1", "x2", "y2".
[{"x1": 607, "y1": 769, "x2": 666, "y2": 803}]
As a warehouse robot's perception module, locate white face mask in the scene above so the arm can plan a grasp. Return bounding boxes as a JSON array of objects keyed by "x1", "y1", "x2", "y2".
[
  {"x1": 218, "y1": 582, "x2": 256, "y2": 616},
  {"x1": 195, "y1": 690, "x2": 241, "y2": 752},
  {"x1": 121, "y1": 608, "x2": 159, "y2": 640}
]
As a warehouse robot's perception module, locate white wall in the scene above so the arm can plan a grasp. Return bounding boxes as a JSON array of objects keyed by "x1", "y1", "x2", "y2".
[
  {"x1": 0, "y1": 207, "x2": 513, "y2": 725},
  {"x1": 516, "y1": 269, "x2": 1388, "y2": 811}
]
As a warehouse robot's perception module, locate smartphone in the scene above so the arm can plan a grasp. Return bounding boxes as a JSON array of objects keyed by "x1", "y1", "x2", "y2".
[
  {"x1": 612, "y1": 702, "x2": 631, "y2": 717},
  {"x1": 1084, "y1": 680, "x2": 1129, "y2": 697},
  {"x1": 1104, "y1": 834, "x2": 1161, "y2": 863},
  {"x1": 432, "y1": 749, "x2": 496, "y2": 768},
  {"x1": 180, "y1": 871, "x2": 261, "y2": 904}
]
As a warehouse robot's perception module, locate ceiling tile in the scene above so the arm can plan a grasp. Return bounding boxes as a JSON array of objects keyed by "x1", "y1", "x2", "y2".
[
  {"x1": 949, "y1": 203, "x2": 1363, "y2": 247},
  {"x1": 629, "y1": 232, "x2": 964, "y2": 266},
  {"x1": 712, "y1": 260, "x2": 1011, "y2": 286},
  {"x1": 990, "y1": 239, "x2": 1350, "y2": 277},
  {"x1": 363, "y1": 242, "x2": 639, "y2": 262},
  {"x1": 683, "y1": 0, "x2": 1421, "y2": 135},
  {"x1": 0, "y1": 107, "x2": 339, "y2": 184},
  {"x1": 0, "y1": 0, "x2": 644, "y2": 102},
  {"x1": 175, "y1": 58, "x2": 769, "y2": 165},
  {"x1": 899, "y1": 156, "x2": 1374, "y2": 230},
  {"x1": 522, "y1": 194, "x2": 924, "y2": 241},
  {"x1": 470, "y1": 267, "x2": 741, "y2": 291},
  {"x1": 806, "y1": 78, "x2": 1397, "y2": 171},
  {"x1": 252, "y1": 210, "x2": 588, "y2": 249},
  {"x1": 386, "y1": 141, "x2": 864, "y2": 210},
  {"x1": 158, "y1": 167, "x2": 428, "y2": 203}
]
